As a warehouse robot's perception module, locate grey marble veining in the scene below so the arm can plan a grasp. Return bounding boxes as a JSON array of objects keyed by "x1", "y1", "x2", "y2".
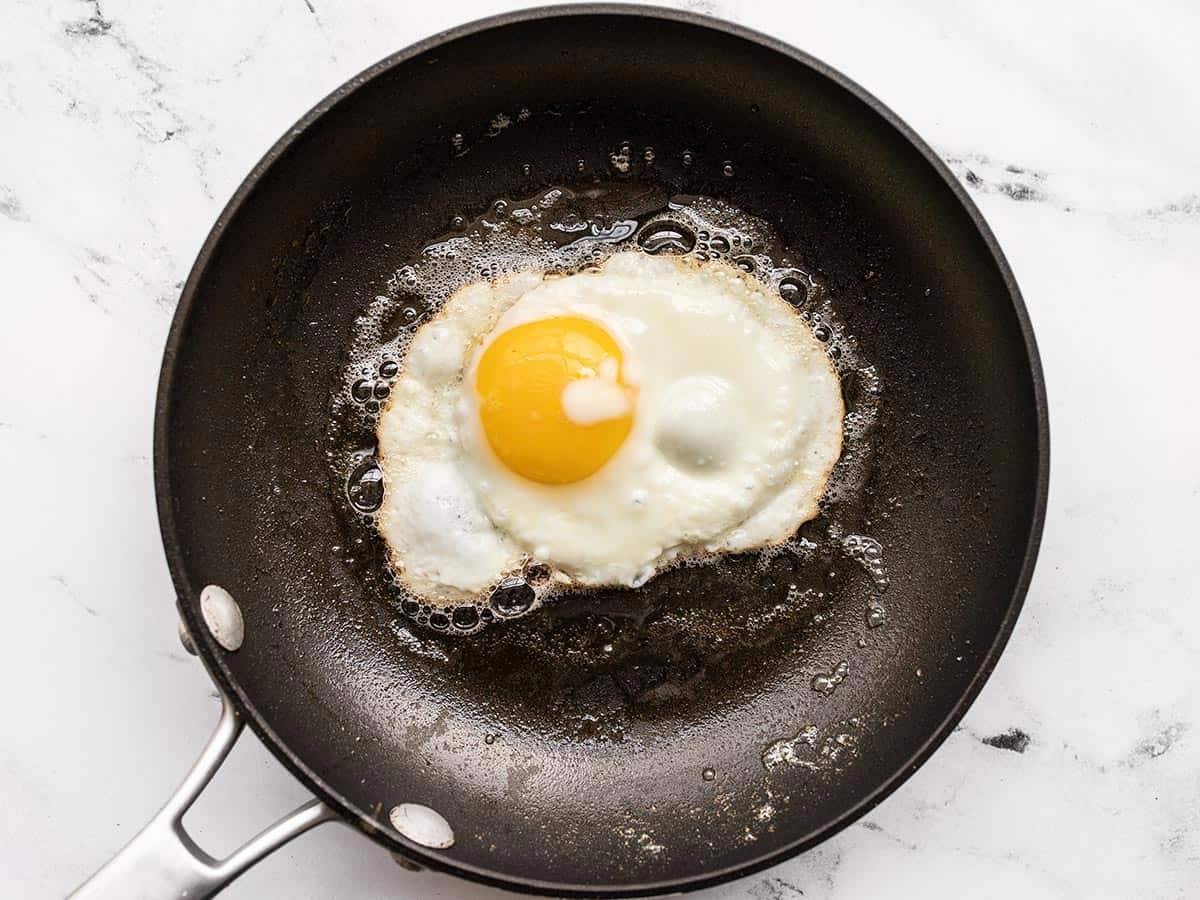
[{"x1": 1, "y1": 1, "x2": 1197, "y2": 897}]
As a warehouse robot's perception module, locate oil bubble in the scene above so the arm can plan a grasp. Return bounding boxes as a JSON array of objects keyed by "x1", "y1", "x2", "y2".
[
  {"x1": 384, "y1": 296, "x2": 428, "y2": 335},
  {"x1": 491, "y1": 576, "x2": 534, "y2": 617},
  {"x1": 779, "y1": 277, "x2": 808, "y2": 305},
  {"x1": 811, "y1": 660, "x2": 849, "y2": 696},
  {"x1": 637, "y1": 222, "x2": 697, "y2": 255},
  {"x1": 843, "y1": 535, "x2": 889, "y2": 592},
  {"x1": 347, "y1": 458, "x2": 384, "y2": 513},
  {"x1": 451, "y1": 605, "x2": 481, "y2": 631}
]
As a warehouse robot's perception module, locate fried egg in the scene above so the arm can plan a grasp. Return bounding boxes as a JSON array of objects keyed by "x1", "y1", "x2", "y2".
[{"x1": 376, "y1": 251, "x2": 844, "y2": 607}]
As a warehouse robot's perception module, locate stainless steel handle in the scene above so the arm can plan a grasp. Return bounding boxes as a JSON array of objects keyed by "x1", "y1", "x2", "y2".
[{"x1": 70, "y1": 692, "x2": 338, "y2": 900}]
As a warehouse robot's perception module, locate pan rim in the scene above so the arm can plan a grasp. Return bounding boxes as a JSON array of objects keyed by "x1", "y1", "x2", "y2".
[{"x1": 154, "y1": 4, "x2": 1050, "y2": 896}]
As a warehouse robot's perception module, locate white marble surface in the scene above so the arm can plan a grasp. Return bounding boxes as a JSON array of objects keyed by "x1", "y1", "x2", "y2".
[{"x1": 2, "y1": 1, "x2": 1198, "y2": 897}]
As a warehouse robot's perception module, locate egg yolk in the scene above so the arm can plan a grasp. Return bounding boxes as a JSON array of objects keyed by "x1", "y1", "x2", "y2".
[{"x1": 475, "y1": 316, "x2": 634, "y2": 484}]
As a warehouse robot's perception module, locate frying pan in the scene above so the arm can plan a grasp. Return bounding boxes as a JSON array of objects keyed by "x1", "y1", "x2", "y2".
[{"x1": 72, "y1": 5, "x2": 1048, "y2": 898}]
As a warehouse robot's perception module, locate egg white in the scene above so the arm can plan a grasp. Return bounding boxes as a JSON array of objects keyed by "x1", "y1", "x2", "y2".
[{"x1": 376, "y1": 252, "x2": 844, "y2": 607}]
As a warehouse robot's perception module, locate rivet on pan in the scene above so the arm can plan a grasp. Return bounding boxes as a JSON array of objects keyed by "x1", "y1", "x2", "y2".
[
  {"x1": 177, "y1": 618, "x2": 197, "y2": 656},
  {"x1": 200, "y1": 584, "x2": 244, "y2": 651},
  {"x1": 389, "y1": 803, "x2": 455, "y2": 849}
]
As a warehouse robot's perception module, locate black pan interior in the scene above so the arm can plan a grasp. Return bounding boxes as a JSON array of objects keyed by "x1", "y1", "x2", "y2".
[{"x1": 157, "y1": 8, "x2": 1046, "y2": 896}]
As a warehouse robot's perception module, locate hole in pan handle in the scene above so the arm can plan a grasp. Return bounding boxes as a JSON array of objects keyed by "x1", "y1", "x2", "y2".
[{"x1": 68, "y1": 690, "x2": 338, "y2": 900}]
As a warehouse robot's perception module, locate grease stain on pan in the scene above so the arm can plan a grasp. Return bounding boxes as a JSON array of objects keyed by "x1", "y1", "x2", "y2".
[
  {"x1": 821, "y1": 731, "x2": 859, "y2": 763},
  {"x1": 616, "y1": 825, "x2": 666, "y2": 858},
  {"x1": 761, "y1": 721, "x2": 864, "y2": 772},
  {"x1": 761, "y1": 725, "x2": 819, "y2": 770}
]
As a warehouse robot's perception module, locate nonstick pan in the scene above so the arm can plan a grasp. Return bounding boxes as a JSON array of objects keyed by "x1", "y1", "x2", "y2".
[{"x1": 73, "y1": 6, "x2": 1048, "y2": 898}]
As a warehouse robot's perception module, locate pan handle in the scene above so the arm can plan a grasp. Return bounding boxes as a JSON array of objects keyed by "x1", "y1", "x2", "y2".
[{"x1": 69, "y1": 691, "x2": 338, "y2": 900}]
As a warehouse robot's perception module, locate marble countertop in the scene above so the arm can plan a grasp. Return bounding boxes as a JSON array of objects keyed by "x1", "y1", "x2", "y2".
[{"x1": 2, "y1": 1, "x2": 1197, "y2": 897}]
